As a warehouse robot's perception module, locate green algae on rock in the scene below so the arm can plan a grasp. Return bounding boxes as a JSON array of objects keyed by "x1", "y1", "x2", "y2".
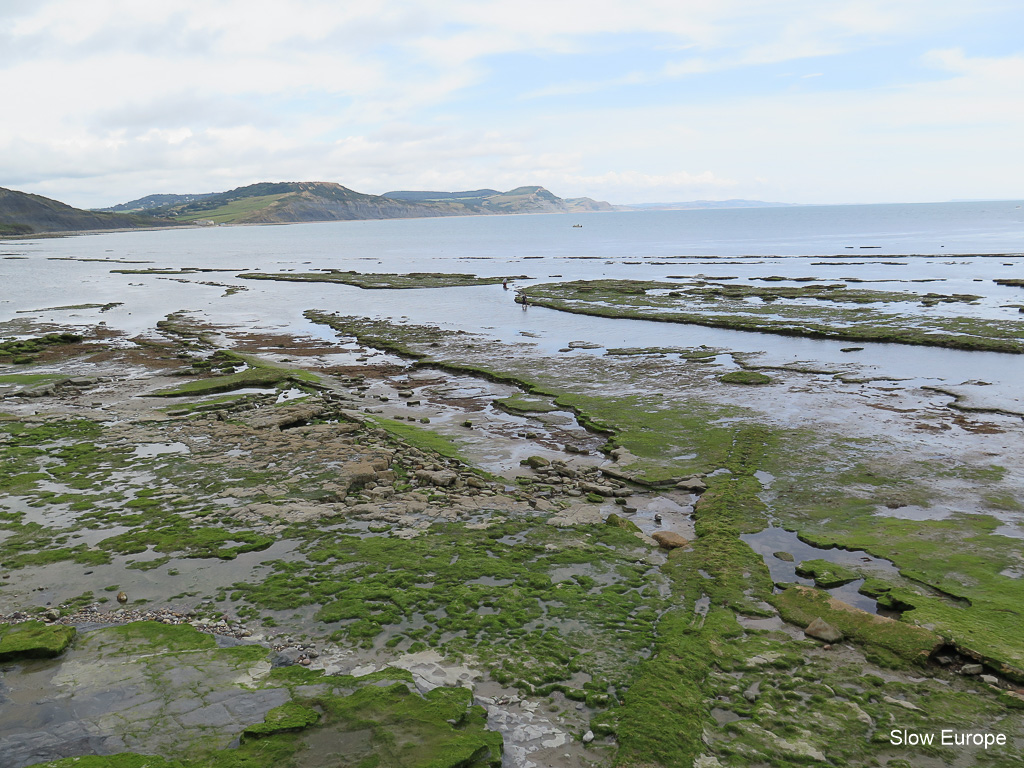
[
  {"x1": 240, "y1": 701, "x2": 320, "y2": 741},
  {"x1": 0, "y1": 620, "x2": 76, "y2": 660},
  {"x1": 719, "y1": 371, "x2": 772, "y2": 385},
  {"x1": 794, "y1": 559, "x2": 860, "y2": 588},
  {"x1": 0, "y1": 332, "x2": 85, "y2": 364},
  {"x1": 239, "y1": 270, "x2": 528, "y2": 290},
  {"x1": 517, "y1": 279, "x2": 1024, "y2": 353},
  {"x1": 301, "y1": 310, "x2": 1024, "y2": 683},
  {"x1": 147, "y1": 350, "x2": 322, "y2": 397},
  {"x1": 18, "y1": 621, "x2": 501, "y2": 768},
  {"x1": 773, "y1": 585, "x2": 942, "y2": 666},
  {"x1": 493, "y1": 392, "x2": 561, "y2": 414}
]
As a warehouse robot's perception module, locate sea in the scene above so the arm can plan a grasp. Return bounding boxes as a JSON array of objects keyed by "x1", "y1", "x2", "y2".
[{"x1": 2, "y1": 200, "x2": 1023, "y2": 411}]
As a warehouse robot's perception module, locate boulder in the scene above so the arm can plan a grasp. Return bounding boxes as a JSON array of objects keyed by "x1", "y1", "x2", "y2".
[
  {"x1": 804, "y1": 617, "x2": 843, "y2": 643},
  {"x1": 605, "y1": 513, "x2": 640, "y2": 532},
  {"x1": 342, "y1": 462, "x2": 379, "y2": 485},
  {"x1": 652, "y1": 531, "x2": 689, "y2": 549},
  {"x1": 416, "y1": 469, "x2": 458, "y2": 488},
  {"x1": 675, "y1": 476, "x2": 707, "y2": 492}
]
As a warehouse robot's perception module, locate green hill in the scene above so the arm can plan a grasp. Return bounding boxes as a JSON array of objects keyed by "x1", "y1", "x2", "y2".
[
  {"x1": 99, "y1": 192, "x2": 218, "y2": 213},
  {"x1": 146, "y1": 181, "x2": 472, "y2": 224},
  {"x1": 382, "y1": 189, "x2": 501, "y2": 203},
  {"x1": 0, "y1": 187, "x2": 176, "y2": 236},
  {"x1": 1, "y1": 181, "x2": 619, "y2": 235},
  {"x1": 386, "y1": 186, "x2": 618, "y2": 214},
  {"x1": 139, "y1": 181, "x2": 619, "y2": 224}
]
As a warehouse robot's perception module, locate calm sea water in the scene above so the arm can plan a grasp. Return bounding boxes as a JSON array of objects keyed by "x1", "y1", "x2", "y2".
[{"x1": 3, "y1": 201, "x2": 1023, "y2": 411}]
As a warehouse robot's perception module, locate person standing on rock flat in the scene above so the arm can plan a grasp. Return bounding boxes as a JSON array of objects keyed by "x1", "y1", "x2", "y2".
[{"x1": 503, "y1": 279, "x2": 508, "y2": 289}]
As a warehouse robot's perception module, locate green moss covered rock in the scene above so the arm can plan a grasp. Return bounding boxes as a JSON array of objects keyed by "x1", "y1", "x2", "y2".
[
  {"x1": 0, "y1": 620, "x2": 76, "y2": 661},
  {"x1": 719, "y1": 371, "x2": 772, "y2": 385},
  {"x1": 795, "y1": 558, "x2": 860, "y2": 588}
]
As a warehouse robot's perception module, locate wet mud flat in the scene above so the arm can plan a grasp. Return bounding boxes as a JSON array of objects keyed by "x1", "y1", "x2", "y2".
[{"x1": 0, "y1": 309, "x2": 1023, "y2": 768}]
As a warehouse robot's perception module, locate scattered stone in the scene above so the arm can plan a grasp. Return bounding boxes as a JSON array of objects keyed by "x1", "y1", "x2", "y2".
[
  {"x1": 804, "y1": 617, "x2": 843, "y2": 643},
  {"x1": 523, "y1": 456, "x2": 550, "y2": 469},
  {"x1": 846, "y1": 701, "x2": 872, "y2": 725},
  {"x1": 651, "y1": 531, "x2": 689, "y2": 549},
  {"x1": 342, "y1": 462, "x2": 380, "y2": 485},
  {"x1": 116, "y1": 591, "x2": 129, "y2": 604},
  {"x1": 416, "y1": 469, "x2": 458, "y2": 487},
  {"x1": 980, "y1": 674, "x2": 999, "y2": 685},
  {"x1": 675, "y1": 476, "x2": 707, "y2": 492},
  {"x1": 961, "y1": 663, "x2": 984, "y2": 675},
  {"x1": 582, "y1": 730, "x2": 595, "y2": 744},
  {"x1": 883, "y1": 696, "x2": 922, "y2": 712},
  {"x1": 605, "y1": 513, "x2": 640, "y2": 532}
]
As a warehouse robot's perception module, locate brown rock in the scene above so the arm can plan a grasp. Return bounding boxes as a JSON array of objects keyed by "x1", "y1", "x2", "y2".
[
  {"x1": 805, "y1": 617, "x2": 843, "y2": 643},
  {"x1": 342, "y1": 462, "x2": 379, "y2": 485},
  {"x1": 415, "y1": 469, "x2": 458, "y2": 487},
  {"x1": 651, "y1": 531, "x2": 689, "y2": 549},
  {"x1": 246, "y1": 403, "x2": 328, "y2": 430},
  {"x1": 675, "y1": 476, "x2": 707, "y2": 492}
]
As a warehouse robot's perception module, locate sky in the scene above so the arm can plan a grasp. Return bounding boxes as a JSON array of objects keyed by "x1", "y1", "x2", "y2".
[{"x1": 2, "y1": 0, "x2": 1023, "y2": 208}]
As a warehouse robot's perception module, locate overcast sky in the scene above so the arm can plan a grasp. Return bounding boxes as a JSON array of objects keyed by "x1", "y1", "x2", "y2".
[{"x1": 3, "y1": 0, "x2": 1023, "y2": 208}]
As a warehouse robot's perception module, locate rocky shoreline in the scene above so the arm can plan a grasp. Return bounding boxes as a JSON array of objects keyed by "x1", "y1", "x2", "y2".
[{"x1": 1, "y1": 315, "x2": 1023, "y2": 768}]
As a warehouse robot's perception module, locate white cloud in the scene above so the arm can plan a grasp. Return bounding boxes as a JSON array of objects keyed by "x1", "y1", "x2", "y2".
[{"x1": 0, "y1": 1, "x2": 1021, "y2": 206}]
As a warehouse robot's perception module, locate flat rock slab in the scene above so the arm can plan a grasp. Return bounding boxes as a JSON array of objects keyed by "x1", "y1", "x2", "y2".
[{"x1": 0, "y1": 623, "x2": 287, "y2": 768}]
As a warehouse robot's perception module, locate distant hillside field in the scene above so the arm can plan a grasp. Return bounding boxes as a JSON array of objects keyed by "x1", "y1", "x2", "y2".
[{"x1": 99, "y1": 192, "x2": 218, "y2": 213}]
